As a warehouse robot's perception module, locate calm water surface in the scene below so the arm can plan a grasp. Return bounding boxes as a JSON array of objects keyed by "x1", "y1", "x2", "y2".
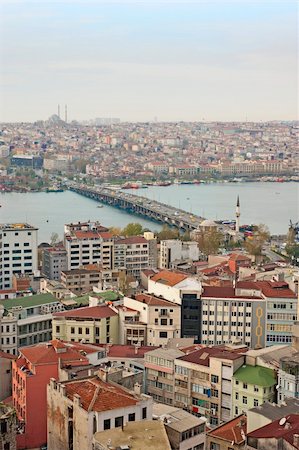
[{"x1": 0, "y1": 182, "x2": 298, "y2": 243}]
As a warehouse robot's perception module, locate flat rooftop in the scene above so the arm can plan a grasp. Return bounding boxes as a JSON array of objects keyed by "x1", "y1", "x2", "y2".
[
  {"x1": 93, "y1": 420, "x2": 171, "y2": 450},
  {"x1": 0, "y1": 293, "x2": 58, "y2": 310},
  {"x1": 0, "y1": 223, "x2": 38, "y2": 230}
]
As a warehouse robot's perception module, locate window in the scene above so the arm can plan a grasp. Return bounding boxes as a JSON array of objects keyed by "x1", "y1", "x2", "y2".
[
  {"x1": 4, "y1": 444, "x2": 10, "y2": 450},
  {"x1": 159, "y1": 331, "x2": 167, "y2": 338},
  {"x1": 254, "y1": 399, "x2": 259, "y2": 407},
  {"x1": 235, "y1": 406, "x2": 239, "y2": 415},
  {"x1": 71, "y1": 327, "x2": 75, "y2": 334},
  {"x1": 56, "y1": 326, "x2": 60, "y2": 333},
  {"x1": 128, "y1": 413, "x2": 135, "y2": 422},
  {"x1": 210, "y1": 443, "x2": 220, "y2": 450},
  {"x1": 254, "y1": 386, "x2": 259, "y2": 392},
  {"x1": 115, "y1": 416, "x2": 123, "y2": 428},
  {"x1": 211, "y1": 375, "x2": 219, "y2": 383},
  {"x1": 235, "y1": 392, "x2": 239, "y2": 400},
  {"x1": 78, "y1": 327, "x2": 82, "y2": 334},
  {"x1": 142, "y1": 407, "x2": 147, "y2": 419},
  {"x1": 243, "y1": 396, "x2": 247, "y2": 405},
  {"x1": 103, "y1": 419, "x2": 110, "y2": 430},
  {"x1": 243, "y1": 383, "x2": 247, "y2": 389},
  {"x1": 1, "y1": 421, "x2": 7, "y2": 433},
  {"x1": 86, "y1": 328, "x2": 90, "y2": 335}
]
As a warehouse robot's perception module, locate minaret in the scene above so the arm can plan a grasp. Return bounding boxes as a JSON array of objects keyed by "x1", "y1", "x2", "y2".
[
  {"x1": 65, "y1": 104, "x2": 67, "y2": 123},
  {"x1": 236, "y1": 195, "x2": 240, "y2": 234}
]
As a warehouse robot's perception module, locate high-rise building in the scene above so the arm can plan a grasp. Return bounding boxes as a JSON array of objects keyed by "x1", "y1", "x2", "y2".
[{"x1": 0, "y1": 223, "x2": 38, "y2": 289}]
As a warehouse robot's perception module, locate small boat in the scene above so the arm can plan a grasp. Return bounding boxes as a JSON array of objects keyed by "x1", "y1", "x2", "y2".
[{"x1": 97, "y1": 205, "x2": 104, "y2": 208}]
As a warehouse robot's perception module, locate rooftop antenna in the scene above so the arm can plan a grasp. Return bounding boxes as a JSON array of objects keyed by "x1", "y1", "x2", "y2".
[
  {"x1": 65, "y1": 104, "x2": 67, "y2": 123},
  {"x1": 58, "y1": 104, "x2": 60, "y2": 119}
]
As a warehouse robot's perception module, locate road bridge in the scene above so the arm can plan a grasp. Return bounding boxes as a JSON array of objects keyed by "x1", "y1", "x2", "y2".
[{"x1": 69, "y1": 184, "x2": 205, "y2": 231}]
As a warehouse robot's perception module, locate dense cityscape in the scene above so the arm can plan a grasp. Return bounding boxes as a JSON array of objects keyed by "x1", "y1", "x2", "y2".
[{"x1": 1, "y1": 0, "x2": 298, "y2": 449}]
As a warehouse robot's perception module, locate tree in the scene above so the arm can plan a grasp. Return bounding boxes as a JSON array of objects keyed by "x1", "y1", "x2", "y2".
[
  {"x1": 195, "y1": 228, "x2": 223, "y2": 257},
  {"x1": 244, "y1": 224, "x2": 270, "y2": 261},
  {"x1": 157, "y1": 225, "x2": 180, "y2": 242},
  {"x1": 50, "y1": 232, "x2": 60, "y2": 246},
  {"x1": 109, "y1": 227, "x2": 122, "y2": 236},
  {"x1": 122, "y1": 223, "x2": 144, "y2": 237},
  {"x1": 285, "y1": 226, "x2": 299, "y2": 264}
]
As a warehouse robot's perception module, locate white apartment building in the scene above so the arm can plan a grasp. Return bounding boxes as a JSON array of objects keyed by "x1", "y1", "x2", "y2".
[
  {"x1": 47, "y1": 376, "x2": 153, "y2": 450},
  {"x1": 64, "y1": 222, "x2": 113, "y2": 270},
  {"x1": 0, "y1": 223, "x2": 38, "y2": 289},
  {"x1": 114, "y1": 236, "x2": 150, "y2": 280},
  {"x1": 160, "y1": 239, "x2": 199, "y2": 269},
  {"x1": 123, "y1": 293, "x2": 181, "y2": 346},
  {"x1": 201, "y1": 286, "x2": 266, "y2": 349}
]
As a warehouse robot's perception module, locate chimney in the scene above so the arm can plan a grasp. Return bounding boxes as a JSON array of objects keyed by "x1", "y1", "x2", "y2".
[{"x1": 134, "y1": 382, "x2": 141, "y2": 395}]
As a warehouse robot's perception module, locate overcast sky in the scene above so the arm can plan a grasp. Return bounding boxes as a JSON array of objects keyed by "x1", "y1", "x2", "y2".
[{"x1": 0, "y1": 1, "x2": 297, "y2": 122}]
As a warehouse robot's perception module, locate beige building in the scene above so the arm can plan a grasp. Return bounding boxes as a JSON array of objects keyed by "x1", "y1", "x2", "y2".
[
  {"x1": 114, "y1": 236, "x2": 150, "y2": 280},
  {"x1": 52, "y1": 304, "x2": 119, "y2": 345},
  {"x1": 61, "y1": 266, "x2": 101, "y2": 294},
  {"x1": 145, "y1": 348, "x2": 185, "y2": 406},
  {"x1": 174, "y1": 346, "x2": 245, "y2": 427},
  {"x1": 93, "y1": 420, "x2": 171, "y2": 450},
  {"x1": 47, "y1": 376, "x2": 153, "y2": 450},
  {"x1": 123, "y1": 293, "x2": 181, "y2": 346}
]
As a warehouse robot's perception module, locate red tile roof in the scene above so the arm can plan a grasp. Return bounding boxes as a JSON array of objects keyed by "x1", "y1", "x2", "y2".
[
  {"x1": 116, "y1": 236, "x2": 148, "y2": 245},
  {"x1": 237, "y1": 280, "x2": 296, "y2": 298},
  {"x1": 73, "y1": 231, "x2": 102, "y2": 240},
  {"x1": 53, "y1": 305, "x2": 117, "y2": 319},
  {"x1": 208, "y1": 415, "x2": 247, "y2": 444},
  {"x1": 151, "y1": 270, "x2": 188, "y2": 287},
  {"x1": 65, "y1": 377, "x2": 140, "y2": 412},
  {"x1": 178, "y1": 346, "x2": 245, "y2": 366},
  {"x1": 106, "y1": 345, "x2": 158, "y2": 359},
  {"x1": 134, "y1": 293, "x2": 180, "y2": 307},
  {"x1": 19, "y1": 342, "x2": 89, "y2": 365},
  {"x1": 247, "y1": 414, "x2": 299, "y2": 449},
  {"x1": 0, "y1": 350, "x2": 17, "y2": 360},
  {"x1": 229, "y1": 253, "x2": 251, "y2": 261},
  {"x1": 202, "y1": 286, "x2": 262, "y2": 299}
]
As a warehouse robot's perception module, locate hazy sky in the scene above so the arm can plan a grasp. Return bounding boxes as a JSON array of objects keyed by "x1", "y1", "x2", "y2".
[{"x1": 0, "y1": 1, "x2": 297, "y2": 122}]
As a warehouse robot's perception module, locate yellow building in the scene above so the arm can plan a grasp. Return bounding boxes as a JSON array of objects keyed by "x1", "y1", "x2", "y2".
[{"x1": 52, "y1": 305, "x2": 119, "y2": 344}]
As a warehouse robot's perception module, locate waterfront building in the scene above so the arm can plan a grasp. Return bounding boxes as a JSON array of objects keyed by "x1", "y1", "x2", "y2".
[
  {"x1": 123, "y1": 293, "x2": 181, "y2": 346},
  {"x1": 0, "y1": 223, "x2": 38, "y2": 289},
  {"x1": 47, "y1": 375, "x2": 153, "y2": 450},
  {"x1": 232, "y1": 365, "x2": 276, "y2": 416},
  {"x1": 52, "y1": 304, "x2": 119, "y2": 344},
  {"x1": 159, "y1": 239, "x2": 199, "y2": 269},
  {"x1": 64, "y1": 221, "x2": 113, "y2": 270},
  {"x1": 41, "y1": 245, "x2": 67, "y2": 280}
]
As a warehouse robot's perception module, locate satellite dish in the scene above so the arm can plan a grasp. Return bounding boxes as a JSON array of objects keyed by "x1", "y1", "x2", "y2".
[{"x1": 279, "y1": 417, "x2": 287, "y2": 426}]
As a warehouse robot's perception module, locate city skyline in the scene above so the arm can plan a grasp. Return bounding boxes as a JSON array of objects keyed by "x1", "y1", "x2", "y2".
[{"x1": 0, "y1": 1, "x2": 297, "y2": 122}]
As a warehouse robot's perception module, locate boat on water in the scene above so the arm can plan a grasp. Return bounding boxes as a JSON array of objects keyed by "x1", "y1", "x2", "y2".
[
  {"x1": 155, "y1": 181, "x2": 172, "y2": 187},
  {"x1": 46, "y1": 186, "x2": 64, "y2": 193},
  {"x1": 97, "y1": 205, "x2": 104, "y2": 208}
]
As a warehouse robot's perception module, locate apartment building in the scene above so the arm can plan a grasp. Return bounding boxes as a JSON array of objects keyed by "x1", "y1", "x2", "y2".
[
  {"x1": 201, "y1": 286, "x2": 266, "y2": 349},
  {"x1": 160, "y1": 239, "x2": 199, "y2": 269},
  {"x1": 52, "y1": 304, "x2": 119, "y2": 344},
  {"x1": 41, "y1": 245, "x2": 67, "y2": 280},
  {"x1": 148, "y1": 270, "x2": 202, "y2": 341},
  {"x1": 114, "y1": 236, "x2": 150, "y2": 280},
  {"x1": 12, "y1": 340, "x2": 95, "y2": 449},
  {"x1": 0, "y1": 293, "x2": 62, "y2": 354},
  {"x1": 237, "y1": 280, "x2": 297, "y2": 346},
  {"x1": 232, "y1": 365, "x2": 276, "y2": 416},
  {"x1": 0, "y1": 223, "x2": 38, "y2": 289},
  {"x1": 174, "y1": 347, "x2": 245, "y2": 426},
  {"x1": 123, "y1": 293, "x2": 181, "y2": 346},
  {"x1": 145, "y1": 347, "x2": 185, "y2": 406},
  {"x1": 47, "y1": 375, "x2": 153, "y2": 450},
  {"x1": 206, "y1": 414, "x2": 247, "y2": 450},
  {"x1": 0, "y1": 350, "x2": 16, "y2": 401},
  {"x1": 61, "y1": 266, "x2": 101, "y2": 294},
  {"x1": 64, "y1": 221, "x2": 113, "y2": 270},
  {"x1": 278, "y1": 353, "x2": 299, "y2": 404}
]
